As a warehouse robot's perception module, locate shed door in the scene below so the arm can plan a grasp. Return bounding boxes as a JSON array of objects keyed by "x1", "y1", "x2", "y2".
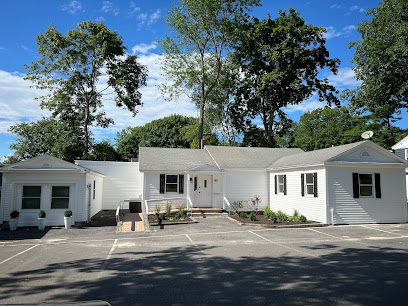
[{"x1": 193, "y1": 175, "x2": 212, "y2": 207}]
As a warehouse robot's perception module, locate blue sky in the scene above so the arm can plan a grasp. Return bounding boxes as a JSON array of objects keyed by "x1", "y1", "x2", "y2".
[{"x1": 0, "y1": 0, "x2": 403, "y2": 159}]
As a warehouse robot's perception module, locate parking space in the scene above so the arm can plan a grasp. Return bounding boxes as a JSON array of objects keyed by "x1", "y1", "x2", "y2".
[{"x1": 1, "y1": 220, "x2": 408, "y2": 305}]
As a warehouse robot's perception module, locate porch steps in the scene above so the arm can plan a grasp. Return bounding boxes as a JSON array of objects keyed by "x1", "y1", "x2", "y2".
[{"x1": 191, "y1": 208, "x2": 228, "y2": 218}]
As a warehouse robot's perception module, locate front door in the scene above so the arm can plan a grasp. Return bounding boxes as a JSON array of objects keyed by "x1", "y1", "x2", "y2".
[{"x1": 193, "y1": 175, "x2": 212, "y2": 207}]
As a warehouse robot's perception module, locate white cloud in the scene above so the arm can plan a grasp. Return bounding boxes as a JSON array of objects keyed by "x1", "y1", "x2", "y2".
[
  {"x1": 0, "y1": 153, "x2": 12, "y2": 163},
  {"x1": 129, "y1": 2, "x2": 141, "y2": 14},
  {"x1": 324, "y1": 25, "x2": 357, "y2": 39},
  {"x1": 101, "y1": 1, "x2": 119, "y2": 16},
  {"x1": 330, "y1": 4, "x2": 341, "y2": 9},
  {"x1": 326, "y1": 67, "x2": 362, "y2": 88},
  {"x1": 0, "y1": 52, "x2": 197, "y2": 142},
  {"x1": 136, "y1": 9, "x2": 161, "y2": 29},
  {"x1": 132, "y1": 43, "x2": 157, "y2": 54},
  {"x1": 61, "y1": 1, "x2": 82, "y2": 14},
  {"x1": 148, "y1": 9, "x2": 161, "y2": 25},
  {"x1": 350, "y1": 5, "x2": 365, "y2": 13},
  {"x1": 95, "y1": 17, "x2": 105, "y2": 22},
  {"x1": 284, "y1": 99, "x2": 326, "y2": 114}
]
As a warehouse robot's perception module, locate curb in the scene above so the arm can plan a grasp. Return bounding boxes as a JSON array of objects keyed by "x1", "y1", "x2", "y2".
[
  {"x1": 226, "y1": 216, "x2": 325, "y2": 229},
  {"x1": 149, "y1": 216, "x2": 198, "y2": 227}
]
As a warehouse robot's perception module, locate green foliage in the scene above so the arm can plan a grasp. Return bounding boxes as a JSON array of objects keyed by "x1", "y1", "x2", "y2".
[
  {"x1": 10, "y1": 211, "x2": 19, "y2": 219},
  {"x1": 233, "y1": 202, "x2": 241, "y2": 215},
  {"x1": 159, "y1": 0, "x2": 260, "y2": 147},
  {"x1": 177, "y1": 203, "x2": 186, "y2": 216},
  {"x1": 38, "y1": 210, "x2": 46, "y2": 218},
  {"x1": 8, "y1": 117, "x2": 83, "y2": 162},
  {"x1": 155, "y1": 205, "x2": 161, "y2": 216},
  {"x1": 292, "y1": 210, "x2": 300, "y2": 222},
  {"x1": 232, "y1": 8, "x2": 340, "y2": 147},
  {"x1": 277, "y1": 210, "x2": 288, "y2": 222},
  {"x1": 269, "y1": 212, "x2": 277, "y2": 223},
  {"x1": 263, "y1": 206, "x2": 271, "y2": 217},
  {"x1": 165, "y1": 202, "x2": 172, "y2": 217},
  {"x1": 239, "y1": 212, "x2": 248, "y2": 218},
  {"x1": 175, "y1": 212, "x2": 182, "y2": 220},
  {"x1": 249, "y1": 212, "x2": 257, "y2": 222},
  {"x1": 64, "y1": 210, "x2": 73, "y2": 217},
  {"x1": 158, "y1": 213, "x2": 165, "y2": 222},
  {"x1": 89, "y1": 140, "x2": 122, "y2": 161},
  {"x1": 299, "y1": 215, "x2": 307, "y2": 222},
  {"x1": 344, "y1": 0, "x2": 408, "y2": 148},
  {"x1": 25, "y1": 21, "x2": 147, "y2": 159}
]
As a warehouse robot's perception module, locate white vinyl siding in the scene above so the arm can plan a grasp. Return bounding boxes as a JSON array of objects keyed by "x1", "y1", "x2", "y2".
[
  {"x1": 270, "y1": 167, "x2": 326, "y2": 223},
  {"x1": 327, "y1": 166, "x2": 407, "y2": 224}
]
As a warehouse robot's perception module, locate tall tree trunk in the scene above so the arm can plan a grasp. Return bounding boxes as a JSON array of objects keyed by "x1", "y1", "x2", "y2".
[{"x1": 198, "y1": 94, "x2": 205, "y2": 149}]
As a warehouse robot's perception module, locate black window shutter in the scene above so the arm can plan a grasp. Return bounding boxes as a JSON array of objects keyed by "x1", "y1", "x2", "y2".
[
  {"x1": 179, "y1": 175, "x2": 184, "y2": 194},
  {"x1": 375, "y1": 173, "x2": 381, "y2": 198},
  {"x1": 301, "y1": 174, "x2": 304, "y2": 197},
  {"x1": 352, "y1": 173, "x2": 359, "y2": 198},
  {"x1": 284, "y1": 175, "x2": 287, "y2": 195},
  {"x1": 160, "y1": 174, "x2": 165, "y2": 194},
  {"x1": 313, "y1": 173, "x2": 318, "y2": 197},
  {"x1": 274, "y1": 175, "x2": 277, "y2": 194}
]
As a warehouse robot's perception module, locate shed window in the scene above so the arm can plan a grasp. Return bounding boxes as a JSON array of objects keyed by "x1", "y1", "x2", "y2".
[
  {"x1": 359, "y1": 174, "x2": 373, "y2": 196},
  {"x1": 352, "y1": 173, "x2": 381, "y2": 198},
  {"x1": 301, "y1": 173, "x2": 318, "y2": 197},
  {"x1": 22, "y1": 186, "x2": 41, "y2": 209},
  {"x1": 51, "y1": 186, "x2": 70, "y2": 209},
  {"x1": 166, "y1": 175, "x2": 178, "y2": 193}
]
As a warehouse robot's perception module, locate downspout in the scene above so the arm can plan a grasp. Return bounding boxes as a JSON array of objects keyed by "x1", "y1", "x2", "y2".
[{"x1": 87, "y1": 182, "x2": 92, "y2": 222}]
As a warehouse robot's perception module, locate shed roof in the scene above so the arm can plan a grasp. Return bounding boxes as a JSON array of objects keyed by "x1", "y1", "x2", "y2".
[
  {"x1": 205, "y1": 146, "x2": 303, "y2": 169},
  {"x1": 138, "y1": 147, "x2": 218, "y2": 172}
]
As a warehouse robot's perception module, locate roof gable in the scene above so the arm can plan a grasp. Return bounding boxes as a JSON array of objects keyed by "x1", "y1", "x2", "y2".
[
  {"x1": 392, "y1": 135, "x2": 408, "y2": 150},
  {"x1": 4, "y1": 155, "x2": 85, "y2": 171}
]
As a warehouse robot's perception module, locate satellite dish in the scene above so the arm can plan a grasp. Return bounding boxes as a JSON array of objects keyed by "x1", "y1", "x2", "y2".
[{"x1": 361, "y1": 131, "x2": 374, "y2": 140}]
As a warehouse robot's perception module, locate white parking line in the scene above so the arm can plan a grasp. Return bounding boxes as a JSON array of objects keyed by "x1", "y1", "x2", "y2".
[
  {"x1": 359, "y1": 225, "x2": 402, "y2": 236},
  {"x1": 98, "y1": 239, "x2": 118, "y2": 278},
  {"x1": 0, "y1": 244, "x2": 39, "y2": 266},
  {"x1": 249, "y1": 231, "x2": 320, "y2": 258}
]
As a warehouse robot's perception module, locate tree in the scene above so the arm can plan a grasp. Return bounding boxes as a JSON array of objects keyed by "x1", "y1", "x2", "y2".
[
  {"x1": 116, "y1": 115, "x2": 218, "y2": 160},
  {"x1": 343, "y1": 0, "x2": 408, "y2": 146},
  {"x1": 159, "y1": 0, "x2": 259, "y2": 148},
  {"x1": 89, "y1": 140, "x2": 122, "y2": 161},
  {"x1": 293, "y1": 107, "x2": 369, "y2": 151},
  {"x1": 8, "y1": 117, "x2": 83, "y2": 162},
  {"x1": 25, "y1": 21, "x2": 147, "y2": 159},
  {"x1": 231, "y1": 9, "x2": 340, "y2": 147}
]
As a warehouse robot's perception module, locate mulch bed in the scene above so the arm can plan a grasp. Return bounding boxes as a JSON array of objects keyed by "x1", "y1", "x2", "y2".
[
  {"x1": 148, "y1": 214, "x2": 196, "y2": 226},
  {"x1": 229, "y1": 213, "x2": 320, "y2": 228}
]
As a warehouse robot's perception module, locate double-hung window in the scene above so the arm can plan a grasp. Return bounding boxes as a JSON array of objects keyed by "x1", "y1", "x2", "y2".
[
  {"x1": 160, "y1": 174, "x2": 184, "y2": 194},
  {"x1": 353, "y1": 173, "x2": 381, "y2": 198},
  {"x1": 301, "y1": 173, "x2": 318, "y2": 197},
  {"x1": 166, "y1": 175, "x2": 178, "y2": 193},
  {"x1": 51, "y1": 186, "x2": 70, "y2": 209},
  {"x1": 274, "y1": 175, "x2": 287, "y2": 195},
  {"x1": 22, "y1": 186, "x2": 41, "y2": 209}
]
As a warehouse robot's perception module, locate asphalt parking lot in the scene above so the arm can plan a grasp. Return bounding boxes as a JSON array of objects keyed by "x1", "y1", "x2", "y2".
[{"x1": 1, "y1": 218, "x2": 408, "y2": 305}]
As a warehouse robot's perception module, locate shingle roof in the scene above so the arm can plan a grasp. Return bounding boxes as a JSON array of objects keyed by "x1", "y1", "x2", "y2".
[
  {"x1": 205, "y1": 146, "x2": 303, "y2": 169},
  {"x1": 269, "y1": 141, "x2": 370, "y2": 168},
  {"x1": 139, "y1": 147, "x2": 218, "y2": 172}
]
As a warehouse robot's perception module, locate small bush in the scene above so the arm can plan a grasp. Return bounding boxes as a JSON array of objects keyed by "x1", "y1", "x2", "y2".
[
  {"x1": 299, "y1": 215, "x2": 307, "y2": 222},
  {"x1": 269, "y1": 212, "x2": 277, "y2": 223},
  {"x1": 277, "y1": 210, "x2": 288, "y2": 222},
  {"x1": 239, "y1": 212, "x2": 248, "y2": 218},
  {"x1": 249, "y1": 212, "x2": 256, "y2": 222},
  {"x1": 10, "y1": 210, "x2": 19, "y2": 219},
  {"x1": 158, "y1": 213, "x2": 165, "y2": 222},
  {"x1": 292, "y1": 210, "x2": 300, "y2": 222},
  {"x1": 233, "y1": 202, "x2": 241, "y2": 215},
  {"x1": 165, "y1": 202, "x2": 172, "y2": 217},
  {"x1": 169, "y1": 218, "x2": 174, "y2": 221},
  {"x1": 38, "y1": 210, "x2": 46, "y2": 218},
  {"x1": 177, "y1": 203, "x2": 186, "y2": 216},
  {"x1": 64, "y1": 210, "x2": 72, "y2": 217},
  {"x1": 175, "y1": 212, "x2": 182, "y2": 220},
  {"x1": 263, "y1": 206, "x2": 271, "y2": 217},
  {"x1": 155, "y1": 205, "x2": 161, "y2": 216},
  {"x1": 180, "y1": 218, "x2": 185, "y2": 221}
]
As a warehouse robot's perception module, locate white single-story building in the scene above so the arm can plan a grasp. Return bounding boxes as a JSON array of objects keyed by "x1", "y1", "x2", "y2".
[{"x1": 0, "y1": 140, "x2": 407, "y2": 226}]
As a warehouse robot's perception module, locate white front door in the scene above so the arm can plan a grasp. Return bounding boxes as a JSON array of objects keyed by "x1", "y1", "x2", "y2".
[{"x1": 193, "y1": 175, "x2": 212, "y2": 207}]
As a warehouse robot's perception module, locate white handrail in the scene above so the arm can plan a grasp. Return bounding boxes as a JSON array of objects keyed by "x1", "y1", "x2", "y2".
[
  {"x1": 187, "y1": 196, "x2": 193, "y2": 216},
  {"x1": 223, "y1": 197, "x2": 232, "y2": 216},
  {"x1": 115, "y1": 200, "x2": 122, "y2": 225}
]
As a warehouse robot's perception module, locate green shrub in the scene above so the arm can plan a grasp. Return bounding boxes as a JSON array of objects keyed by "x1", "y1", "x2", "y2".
[
  {"x1": 292, "y1": 210, "x2": 300, "y2": 222},
  {"x1": 299, "y1": 215, "x2": 307, "y2": 222},
  {"x1": 249, "y1": 212, "x2": 256, "y2": 222},
  {"x1": 10, "y1": 210, "x2": 19, "y2": 219},
  {"x1": 177, "y1": 203, "x2": 186, "y2": 216},
  {"x1": 158, "y1": 213, "x2": 165, "y2": 221},
  {"x1": 239, "y1": 212, "x2": 248, "y2": 218},
  {"x1": 155, "y1": 205, "x2": 161, "y2": 216},
  {"x1": 169, "y1": 218, "x2": 174, "y2": 221},
  {"x1": 175, "y1": 212, "x2": 182, "y2": 220},
  {"x1": 233, "y1": 201, "x2": 241, "y2": 215},
  {"x1": 38, "y1": 210, "x2": 46, "y2": 218},
  {"x1": 277, "y1": 210, "x2": 288, "y2": 222},
  {"x1": 64, "y1": 210, "x2": 72, "y2": 217},
  {"x1": 180, "y1": 218, "x2": 185, "y2": 221},
  {"x1": 269, "y1": 212, "x2": 277, "y2": 223},
  {"x1": 263, "y1": 206, "x2": 271, "y2": 217},
  {"x1": 165, "y1": 202, "x2": 172, "y2": 217}
]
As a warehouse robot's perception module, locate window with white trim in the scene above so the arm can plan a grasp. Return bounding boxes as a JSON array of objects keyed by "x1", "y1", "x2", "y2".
[
  {"x1": 305, "y1": 173, "x2": 314, "y2": 195},
  {"x1": 166, "y1": 175, "x2": 178, "y2": 193},
  {"x1": 358, "y1": 174, "x2": 373, "y2": 197},
  {"x1": 278, "y1": 175, "x2": 285, "y2": 194},
  {"x1": 51, "y1": 186, "x2": 70, "y2": 209},
  {"x1": 22, "y1": 186, "x2": 41, "y2": 209}
]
